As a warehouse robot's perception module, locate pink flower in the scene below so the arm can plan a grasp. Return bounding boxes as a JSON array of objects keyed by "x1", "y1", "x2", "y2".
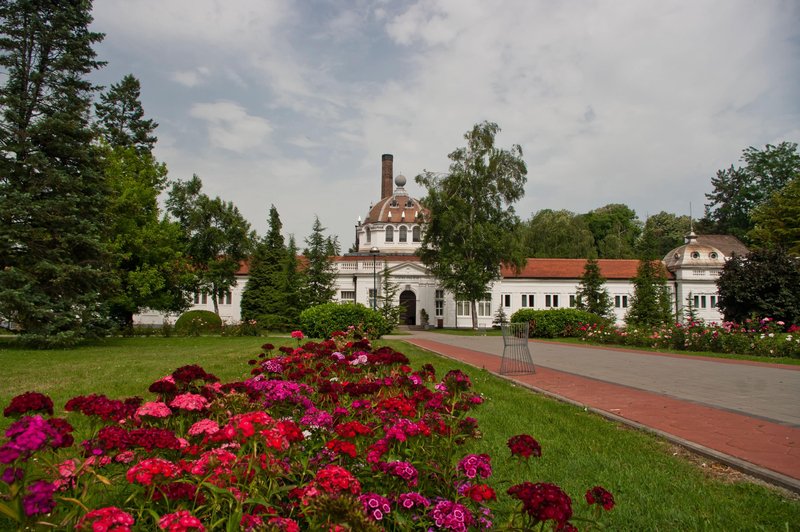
[
  {"x1": 169, "y1": 393, "x2": 208, "y2": 411},
  {"x1": 291, "y1": 330, "x2": 305, "y2": 339},
  {"x1": 136, "y1": 401, "x2": 172, "y2": 419},
  {"x1": 188, "y1": 418, "x2": 220, "y2": 437},
  {"x1": 76, "y1": 506, "x2": 135, "y2": 531},
  {"x1": 159, "y1": 510, "x2": 205, "y2": 531}
]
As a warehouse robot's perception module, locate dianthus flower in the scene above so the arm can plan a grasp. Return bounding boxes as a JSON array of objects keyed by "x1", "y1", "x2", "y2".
[
  {"x1": 359, "y1": 492, "x2": 391, "y2": 521},
  {"x1": 457, "y1": 454, "x2": 492, "y2": 479},
  {"x1": 170, "y1": 393, "x2": 208, "y2": 411},
  {"x1": 507, "y1": 482, "x2": 573, "y2": 525},
  {"x1": 135, "y1": 401, "x2": 172, "y2": 419},
  {"x1": 442, "y1": 369, "x2": 472, "y2": 392},
  {"x1": 1, "y1": 415, "x2": 65, "y2": 463},
  {"x1": 171, "y1": 365, "x2": 219, "y2": 385},
  {"x1": 290, "y1": 330, "x2": 304, "y2": 340},
  {"x1": 429, "y1": 499, "x2": 474, "y2": 531},
  {"x1": 158, "y1": 510, "x2": 205, "y2": 531},
  {"x1": 126, "y1": 458, "x2": 180, "y2": 486},
  {"x1": 314, "y1": 464, "x2": 361, "y2": 496},
  {"x1": 380, "y1": 460, "x2": 419, "y2": 487},
  {"x1": 3, "y1": 391, "x2": 54, "y2": 417},
  {"x1": 266, "y1": 517, "x2": 299, "y2": 531},
  {"x1": 188, "y1": 419, "x2": 220, "y2": 437},
  {"x1": 334, "y1": 420, "x2": 372, "y2": 439},
  {"x1": 325, "y1": 439, "x2": 358, "y2": 458},
  {"x1": 461, "y1": 483, "x2": 496, "y2": 503},
  {"x1": 65, "y1": 394, "x2": 141, "y2": 422},
  {"x1": 1, "y1": 466, "x2": 23, "y2": 484},
  {"x1": 507, "y1": 434, "x2": 542, "y2": 459},
  {"x1": 300, "y1": 407, "x2": 334, "y2": 429},
  {"x1": 76, "y1": 506, "x2": 135, "y2": 531},
  {"x1": 398, "y1": 492, "x2": 431, "y2": 510},
  {"x1": 22, "y1": 480, "x2": 56, "y2": 516},
  {"x1": 586, "y1": 486, "x2": 615, "y2": 511}
]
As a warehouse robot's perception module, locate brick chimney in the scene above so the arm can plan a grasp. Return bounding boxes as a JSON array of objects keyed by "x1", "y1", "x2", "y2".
[{"x1": 381, "y1": 154, "x2": 393, "y2": 199}]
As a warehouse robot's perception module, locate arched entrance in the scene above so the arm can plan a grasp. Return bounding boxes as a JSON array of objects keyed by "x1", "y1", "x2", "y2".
[{"x1": 399, "y1": 290, "x2": 417, "y2": 326}]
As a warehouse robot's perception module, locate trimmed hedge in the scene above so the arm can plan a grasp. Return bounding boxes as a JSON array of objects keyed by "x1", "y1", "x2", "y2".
[
  {"x1": 174, "y1": 310, "x2": 222, "y2": 336},
  {"x1": 510, "y1": 308, "x2": 606, "y2": 338},
  {"x1": 299, "y1": 303, "x2": 392, "y2": 339}
]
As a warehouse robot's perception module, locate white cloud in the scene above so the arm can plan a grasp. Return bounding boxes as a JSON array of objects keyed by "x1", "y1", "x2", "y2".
[
  {"x1": 170, "y1": 67, "x2": 210, "y2": 87},
  {"x1": 189, "y1": 101, "x2": 272, "y2": 153}
]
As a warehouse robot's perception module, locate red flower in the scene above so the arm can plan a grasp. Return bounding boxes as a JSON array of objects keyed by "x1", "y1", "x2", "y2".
[
  {"x1": 158, "y1": 510, "x2": 205, "y2": 531},
  {"x1": 76, "y1": 506, "x2": 135, "y2": 531},
  {"x1": 508, "y1": 482, "x2": 573, "y2": 525},
  {"x1": 3, "y1": 392, "x2": 54, "y2": 418},
  {"x1": 507, "y1": 434, "x2": 542, "y2": 459},
  {"x1": 325, "y1": 439, "x2": 358, "y2": 458},
  {"x1": 465, "y1": 483, "x2": 497, "y2": 503},
  {"x1": 314, "y1": 464, "x2": 361, "y2": 496},
  {"x1": 126, "y1": 458, "x2": 180, "y2": 486},
  {"x1": 586, "y1": 485, "x2": 615, "y2": 511}
]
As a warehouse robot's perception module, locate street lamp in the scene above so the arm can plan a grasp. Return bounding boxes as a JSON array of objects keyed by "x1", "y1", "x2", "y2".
[{"x1": 370, "y1": 246, "x2": 379, "y2": 310}]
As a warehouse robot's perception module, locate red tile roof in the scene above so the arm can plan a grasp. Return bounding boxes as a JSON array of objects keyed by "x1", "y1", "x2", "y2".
[{"x1": 501, "y1": 259, "x2": 672, "y2": 280}]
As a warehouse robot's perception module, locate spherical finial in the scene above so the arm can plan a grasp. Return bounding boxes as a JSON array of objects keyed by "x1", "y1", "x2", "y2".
[{"x1": 395, "y1": 174, "x2": 407, "y2": 187}]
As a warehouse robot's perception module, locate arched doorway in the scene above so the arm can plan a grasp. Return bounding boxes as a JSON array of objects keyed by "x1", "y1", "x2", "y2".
[{"x1": 399, "y1": 290, "x2": 416, "y2": 326}]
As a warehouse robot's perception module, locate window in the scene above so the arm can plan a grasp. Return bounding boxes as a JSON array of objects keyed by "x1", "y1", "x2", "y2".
[
  {"x1": 221, "y1": 291, "x2": 232, "y2": 305},
  {"x1": 194, "y1": 292, "x2": 208, "y2": 305},
  {"x1": 385, "y1": 226, "x2": 394, "y2": 242},
  {"x1": 399, "y1": 226, "x2": 407, "y2": 242},
  {"x1": 521, "y1": 294, "x2": 534, "y2": 307},
  {"x1": 710, "y1": 295, "x2": 718, "y2": 308},
  {"x1": 340, "y1": 290, "x2": 355, "y2": 303},
  {"x1": 503, "y1": 294, "x2": 511, "y2": 307},
  {"x1": 477, "y1": 295, "x2": 492, "y2": 317},
  {"x1": 365, "y1": 227, "x2": 371, "y2": 243},
  {"x1": 412, "y1": 226, "x2": 421, "y2": 242},
  {"x1": 569, "y1": 294, "x2": 578, "y2": 307},
  {"x1": 435, "y1": 289, "x2": 445, "y2": 317},
  {"x1": 694, "y1": 295, "x2": 707, "y2": 309},
  {"x1": 456, "y1": 300, "x2": 471, "y2": 316},
  {"x1": 614, "y1": 295, "x2": 628, "y2": 308},
  {"x1": 545, "y1": 294, "x2": 559, "y2": 308}
]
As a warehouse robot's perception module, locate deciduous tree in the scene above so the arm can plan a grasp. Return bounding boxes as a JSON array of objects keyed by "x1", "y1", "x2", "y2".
[
  {"x1": 167, "y1": 176, "x2": 254, "y2": 315},
  {"x1": 521, "y1": 209, "x2": 596, "y2": 258},
  {"x1": 748, "y1": 176, "x2": 800, "y2": 254},
  {"x1": 0, "y1": 0, "x2": 111, "y2": 345},
  {"x1": 636, "y1": 211, "x2": 692, "y2": 259},
  {"x1": 580, "y1": 204, "x2": 641, "y2": 259},
  {"x1": 716, "y1": 247, "x2": 800, "y2": 326},
  {"x1": 416, "y1": 121, "x2": 527, "y2": 329}
]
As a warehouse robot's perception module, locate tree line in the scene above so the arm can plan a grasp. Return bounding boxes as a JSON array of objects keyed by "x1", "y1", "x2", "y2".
[{"x1": 0, "y1": 1, "x2": 338, "y2": 346}]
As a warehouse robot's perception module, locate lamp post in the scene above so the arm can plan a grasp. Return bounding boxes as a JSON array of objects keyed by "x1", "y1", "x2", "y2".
[{"x1": 370, "y1": 246, "x2": 379, "y2": 310}]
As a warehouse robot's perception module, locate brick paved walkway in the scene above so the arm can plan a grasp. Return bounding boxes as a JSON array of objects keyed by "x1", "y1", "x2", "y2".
[{"x1": 399, "y1": 332, "x2": 800, "y2": 493}]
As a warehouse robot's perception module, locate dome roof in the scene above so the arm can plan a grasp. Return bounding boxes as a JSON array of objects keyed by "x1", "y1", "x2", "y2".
[
  {"x1": 663, "y1": 232, "x2": 726, "y2": 271},
  {"x1": 365, "y1": 179, "x2": 428, "y2": 224}
]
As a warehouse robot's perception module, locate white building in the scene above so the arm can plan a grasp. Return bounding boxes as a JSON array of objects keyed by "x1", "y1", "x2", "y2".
[{"x1": 136, "y1": 154, "x2": 746, "y2": 328}]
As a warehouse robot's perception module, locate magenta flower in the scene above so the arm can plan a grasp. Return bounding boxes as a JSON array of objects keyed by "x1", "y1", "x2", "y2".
[
  {"x1": 457, "y1": 453, "x2": 492, "y2": 479},
  {"x1": 188, "y1": 419, "x2": 220, "y2": 437},
  {"x1": 22, "y1": 480, "x2": 56, "y2": 516},
  {"x1": 398, "y1": 492, "x2": 431, "y2": 510},
  {"x1": 359, "y1": 492, "x2": 392, "y2": 521},
  {"x1": 291, "y1": 330, "x2": 304, "y2": 340},
  {"x1": 429, "y1": 499, "x2": 474, "y2": 531}
]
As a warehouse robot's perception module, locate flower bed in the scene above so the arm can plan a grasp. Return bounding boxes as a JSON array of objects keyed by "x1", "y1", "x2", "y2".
[
  {"x1": 1, "y1": 328, "x2": 613, "y2": 530},
  {"x1": 578, "y1": 318, "x2": 800, "y2": 358}
]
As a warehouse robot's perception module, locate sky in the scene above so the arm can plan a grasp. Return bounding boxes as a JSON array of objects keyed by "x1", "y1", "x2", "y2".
[{"x1": 90, "y1": 0, "x2": 800, "y2": 249}]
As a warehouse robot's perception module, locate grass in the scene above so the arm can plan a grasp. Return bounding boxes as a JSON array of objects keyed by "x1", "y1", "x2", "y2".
[{"x1": 1, "y1": 336, "x2": 798, "y2": 530}]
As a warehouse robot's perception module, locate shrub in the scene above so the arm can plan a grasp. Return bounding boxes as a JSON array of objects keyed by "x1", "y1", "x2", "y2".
[
  {"x1": 299, "y1": 303, "x2": 392, "y2": 339},
  {"x1": 174, "y1": 310, "x2": 222, "y2": 336},
  {"x1": 255, "y1": 313, "x2": 293, "y2": 333},
  {"x1": 510, "y1": 308, "x2": 606, "y2": 338}
]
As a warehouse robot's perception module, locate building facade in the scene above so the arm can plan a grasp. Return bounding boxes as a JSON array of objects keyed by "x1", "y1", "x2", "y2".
[{"x1": 136, "y1": 154, "x2": 744, "y2": 328}]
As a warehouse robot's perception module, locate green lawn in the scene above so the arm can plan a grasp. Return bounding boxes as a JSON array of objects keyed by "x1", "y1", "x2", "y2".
[{"x1": 1, "y1": 336, "x2": 798, "y2": 530}]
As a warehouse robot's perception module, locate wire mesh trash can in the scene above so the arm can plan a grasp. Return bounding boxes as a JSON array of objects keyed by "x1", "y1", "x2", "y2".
[{"x1": 500, "y1": 322, "x2": 535, "y2": 375}]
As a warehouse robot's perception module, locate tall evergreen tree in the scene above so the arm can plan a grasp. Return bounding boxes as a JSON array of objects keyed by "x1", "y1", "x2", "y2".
[
  {"x1": 282, "y1": 235, "x2": 302, "y2": 327},
  {"x1": 302, "y1": 216, "x2": 336, "y2": 308},
  {"x1": 625, "y1": 260, "x2": 673, "y2": 327},
  {"x1": 240, "y1": 206, "x2": 289, "y2": 327},
  {"x1": 0, "y1": 1, "x2": 111, "y2": 345},
  {"x1": 95, "y1": 74, "x2": 157, "y2": 153},
  {"x1": 378, "y1": 262, "x2": 402, "y2": 325},
  {"x1": 575, "y1": 258, "x2": 613, "y2": 319}
]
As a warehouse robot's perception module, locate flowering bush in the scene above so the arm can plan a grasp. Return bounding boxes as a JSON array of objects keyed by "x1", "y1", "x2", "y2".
[
  {"x1": 577, "y1": 317, "x2": 800, "y2": 358},
  {"x1": 0, "y1": 330, "x2": 614, "y2": 530}
]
